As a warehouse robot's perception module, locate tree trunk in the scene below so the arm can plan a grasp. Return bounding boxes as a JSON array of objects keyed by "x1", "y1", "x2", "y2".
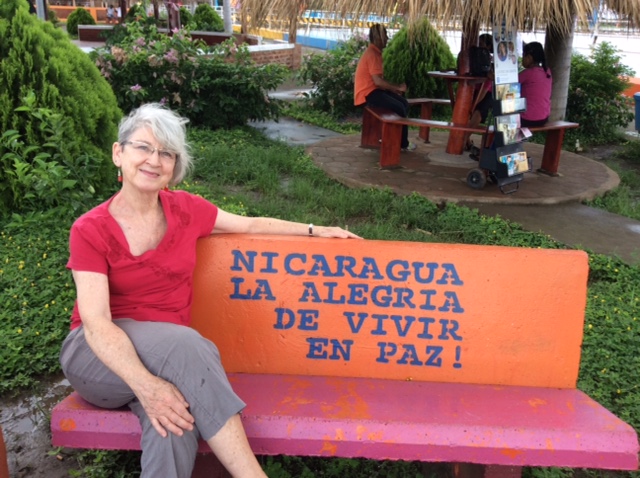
[
  {"x1": 223, "y1": 0, "x2": 232, "y2": 33},
  {"x1": 240, "y1": 2, "x2": 247, "y2": 34},
  {"x1": 119, "y1": 0, "x2": 126, "y2": 23},
  {"x1": 544, "y1": 20, "x2": 575, "y2": 121},
  {"x1": 287, "y1": 3, "x2": 298, "y2": 44}
]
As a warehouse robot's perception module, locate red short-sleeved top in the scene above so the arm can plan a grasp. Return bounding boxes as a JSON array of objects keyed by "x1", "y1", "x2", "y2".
[{"x1": 67, "y1": 190, "x2": 218, "y2": 330}]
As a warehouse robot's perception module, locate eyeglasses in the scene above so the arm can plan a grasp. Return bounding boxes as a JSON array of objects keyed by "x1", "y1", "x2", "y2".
[{"x1": 121, "y1": 140, "x2": 178, "y2": 162}]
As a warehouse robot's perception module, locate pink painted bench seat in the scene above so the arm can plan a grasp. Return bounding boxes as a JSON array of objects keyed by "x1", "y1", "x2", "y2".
[{"x1": 53, "y1": 375, "x2": 638, "y2": 472}]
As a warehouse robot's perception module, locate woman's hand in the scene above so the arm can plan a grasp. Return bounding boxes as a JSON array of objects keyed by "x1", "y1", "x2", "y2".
[{"x1": 135, "y1": 376, "x2": 195, "y2": 438}]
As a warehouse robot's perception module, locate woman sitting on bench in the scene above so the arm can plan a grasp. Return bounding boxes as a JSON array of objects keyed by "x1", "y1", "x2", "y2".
[
  {"x1": 59, "y1": 104, "x2": 361, "y2": 478},
  {"x1": 519, "y1": 41, "x2": 552, "y2": 127}
]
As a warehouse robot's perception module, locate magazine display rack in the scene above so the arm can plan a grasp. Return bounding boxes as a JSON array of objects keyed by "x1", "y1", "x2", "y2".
[
  {"x1": 466, "y1": 21, "x2": 531, "y2": 194},
  {"x1": 466, "y1": 82, "x2": 530, "y2": 194}
]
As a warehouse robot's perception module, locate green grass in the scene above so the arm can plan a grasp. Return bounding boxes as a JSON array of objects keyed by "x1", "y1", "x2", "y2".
[
  {"x1": 2, "y1": 126, "x2": 639, "y2": 477},
  {"x1": 586, "y1": 140, "x2": 640, "y2": 221}
]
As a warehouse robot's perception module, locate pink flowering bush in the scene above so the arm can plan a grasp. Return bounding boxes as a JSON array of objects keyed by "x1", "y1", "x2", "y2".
[{"x1": 92, "y1": 23, "x2": 288, "y2": 128}]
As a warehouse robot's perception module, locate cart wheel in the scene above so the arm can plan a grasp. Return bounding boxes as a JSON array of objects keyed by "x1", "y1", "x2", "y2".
[{"x1": 467, "y1": 168, "x2": 486, "y2": 189}]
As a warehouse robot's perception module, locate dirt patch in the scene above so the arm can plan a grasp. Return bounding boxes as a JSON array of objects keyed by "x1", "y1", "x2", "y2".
[{"x1": 1, "y1": 374, "x2": 82, "y2": 477}]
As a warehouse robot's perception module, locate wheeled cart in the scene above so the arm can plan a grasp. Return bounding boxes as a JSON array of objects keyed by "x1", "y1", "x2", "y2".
[{"x1": 466, "y1": 141, "x2": 530, "y2": 194}]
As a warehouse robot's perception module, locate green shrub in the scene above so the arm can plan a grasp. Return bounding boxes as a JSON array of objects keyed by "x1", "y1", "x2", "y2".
[
  {"x1": 92, "y1": 24, "x2": 287, "y2": 127},
  {"x1": 102, "y1": 8, "x2": 160, "y2": 47},
  {"x1": 0, "y1": 0, "x2": 121, "y2": 215},
  {"x1": 297, "y1": 34, "x2": 368, "y2": 118},
  {"x1": 192, "y1": 3, "x2": 223, "y2": 32},
  {"x1": 179, "y1": 6, "x2": 192, "y2": 27},
  {"x1": 47, "y1": 7, "x2": 59, "y2": 26},
  {"x1": 65, "y1": 7, "x2": 96, "y2": 36},
  {"x1": 124, "y1": 2, "x2": 146, "y2": 22},
  {"x1": 566, "y1": 42, "x2": 635, "y2": 144},
  {"x1": 1, "y1": 93, "x2": 115, "y2": 214},
  {"x1": 383, "y1": 18, "x2": 457, "y2": 99}
]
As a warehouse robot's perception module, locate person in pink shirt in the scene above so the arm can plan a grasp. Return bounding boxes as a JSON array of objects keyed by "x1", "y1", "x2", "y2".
[
  {"x1": 519, "y1": 42, "x2": 552, "y2": 127},
  {"x1": 60, "y1": 103, "x2": 361, "y2": 478}
]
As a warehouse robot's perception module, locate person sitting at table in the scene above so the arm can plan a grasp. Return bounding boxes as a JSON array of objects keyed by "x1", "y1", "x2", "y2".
[
  {"x1": 519, "y1": 41, "x2": 552, "y2": 127},
  {"x1": 354, "y1": 23, "x2": 416, "y2": 152},
  {"x1": 462, "y1": 33, "x2": 494, "y2": 156},
  {"x1": 60, "y1": 103, "x2": 362, "y2": 478}
]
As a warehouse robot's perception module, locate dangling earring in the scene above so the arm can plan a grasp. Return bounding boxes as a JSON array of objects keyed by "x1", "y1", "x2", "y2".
[{"x1": 117, "y1": 168, "x2": 122, "y2": 183}]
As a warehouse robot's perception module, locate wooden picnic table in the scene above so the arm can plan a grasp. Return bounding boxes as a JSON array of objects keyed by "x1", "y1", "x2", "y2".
[{"x1": 427, "y1": 71, "x2": 487, "y2": 155}]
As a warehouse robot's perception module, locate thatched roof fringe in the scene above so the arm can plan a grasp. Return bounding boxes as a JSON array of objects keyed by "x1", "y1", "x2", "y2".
[{"x1": 242, "y1": 0, "x2": 639, "y2": 34}]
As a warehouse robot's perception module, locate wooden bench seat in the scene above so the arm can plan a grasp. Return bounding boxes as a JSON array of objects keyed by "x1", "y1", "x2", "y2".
[
  {"x1": 362, "y1": 100, "x2": 580, "y2": 174},
  {"x1": 526, "y1": 121, "x2": 580, "y2": 175},
  {"x1": 51, "y1": 235, "x2": 639, "y2": 478},
  {"x1": 361, "y1": 106, "x2": 483, "y2": 169}
]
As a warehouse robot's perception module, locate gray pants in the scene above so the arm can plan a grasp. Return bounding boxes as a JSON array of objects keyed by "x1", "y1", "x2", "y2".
[{"x1": 60, "y1": 319, "x2": 246, "y2": 478}]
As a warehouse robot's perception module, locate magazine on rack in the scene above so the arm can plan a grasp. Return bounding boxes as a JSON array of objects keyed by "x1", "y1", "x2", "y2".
[
  {"x1": 495, "y1": 83, "x2": 521, "y2": 100},
  {"x1": 495, "y1": 114, "x2": 521, "y2": 145},
  {"x1": 498, "y1": 151, "x2": 529, "y2": 176}
]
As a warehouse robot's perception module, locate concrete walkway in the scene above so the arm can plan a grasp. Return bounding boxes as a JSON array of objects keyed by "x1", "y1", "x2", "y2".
[{"x1": 250, "y1": 112, "x2": 640, "y2": 266}]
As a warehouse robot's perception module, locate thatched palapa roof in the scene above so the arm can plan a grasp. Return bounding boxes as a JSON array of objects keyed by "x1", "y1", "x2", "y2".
[{"x1": 240, "y1": 0, "x2": 640, "y2": 34}]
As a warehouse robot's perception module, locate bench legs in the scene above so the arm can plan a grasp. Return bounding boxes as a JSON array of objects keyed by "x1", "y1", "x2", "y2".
[
  {"x1": 380, "y1": 123, "x2": 403, "y2": 169},
  {"x1": 417, "y1": 102, "x2": 434, "y2": 143},
  {"x1": 361, "y1": 107, "x2": 382, "y2": 148},
  {"x1": 537, "y1": 128, "x2": 566, "y2": 176},
  {"x1": 192, "y1": 453, "x2": 230, "y2": 478},
  {"x1": 453, "y1": 463, "x2": 522, "y2": 478},
  {"x1": 359, "y1": 108, "x2": 403, "y2": 169}
]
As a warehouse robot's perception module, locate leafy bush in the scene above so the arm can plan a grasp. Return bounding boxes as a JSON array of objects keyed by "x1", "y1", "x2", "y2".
[
  {"x1": 47, "y1": 7, "x2": 59, "y2": 26},
  {"x1": 566, "y1": 42, "x2": 635, "y2": 144},
  {"x1": 124, "y1": 2, "x2": 146, "y2": 22},
  {"x1": 102, "y1": 8, "x2": 160, "y2": 47},
  {"x1": 297, "y1": 34, "x2": 368, "y2": 118},
  {"x1": 92, "y1": 23, "x2": 287, "y2": 128},
  {"x1": 192, "y1": 3, "x2": 223, "y2": 32},
  {"x1": 65, "y1": 7, "x2": 96, "y2": 36},
  {"x1": 0, "y1": 0, "x2": 121, "y2": 214},
  {"x1": 383, "y1": 18, "x2": 457, "y2": 99},
  {"x1": 179, "y1": 6, "x2": 192, "y2": 27},
  {"x1": 1, "y1": 93, "x2": 114, "y2": 214}
]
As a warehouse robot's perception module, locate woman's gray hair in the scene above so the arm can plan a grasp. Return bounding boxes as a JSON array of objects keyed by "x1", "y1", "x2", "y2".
[{"x1": 118, "y1": 103, "x2": 192, "y2": 186}]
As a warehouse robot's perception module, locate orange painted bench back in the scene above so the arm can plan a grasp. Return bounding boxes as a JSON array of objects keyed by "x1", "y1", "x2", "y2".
[{"x1": 191, "y1": 235, "x2": 589, "y2": 389}]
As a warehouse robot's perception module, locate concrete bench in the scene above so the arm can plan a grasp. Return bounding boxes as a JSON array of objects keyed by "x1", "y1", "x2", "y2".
[
  {"x1": 361, "y1": 105, "x2": 484, "y2": 169},
  {"x1": 51, "y1": 235, "x2": 639, "y2": 478},
  {"x1": 77, "y1": 25, "x2": 114, "y2": 42}
]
